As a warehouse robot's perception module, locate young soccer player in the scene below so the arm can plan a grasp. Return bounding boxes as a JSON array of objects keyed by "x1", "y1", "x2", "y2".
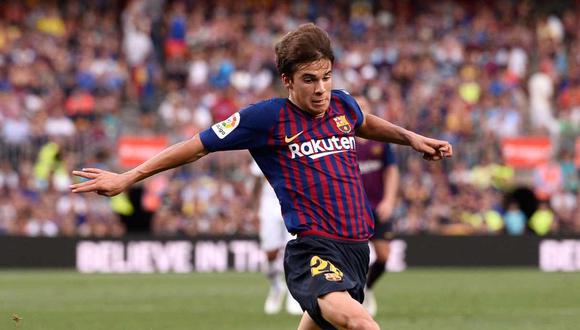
[{"x1": 71, "y1": 23, "x2": 452, "y2": 330}]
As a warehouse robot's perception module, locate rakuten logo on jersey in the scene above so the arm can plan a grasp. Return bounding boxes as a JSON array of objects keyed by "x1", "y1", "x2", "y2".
[{"x1": 288, "y1": 136, "x2": 356, "y2": 160}]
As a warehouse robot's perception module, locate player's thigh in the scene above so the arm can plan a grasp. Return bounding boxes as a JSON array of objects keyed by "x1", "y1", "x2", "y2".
[
  {"x1": 371, "y1": 215, "x2": 393, "y2": 263},
  {"x1": 318, "y1": 291, "x2": 379, "y2": 330}
]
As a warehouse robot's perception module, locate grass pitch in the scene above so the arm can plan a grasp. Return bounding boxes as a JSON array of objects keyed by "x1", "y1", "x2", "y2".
[{"x1": 1, "y1": 268, "x2": 579, "y2": 329}]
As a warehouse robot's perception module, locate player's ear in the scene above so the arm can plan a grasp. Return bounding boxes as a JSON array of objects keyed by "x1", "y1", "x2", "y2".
[{"x1": 281, "y1": 74, "x2": 293, "y2": 89}]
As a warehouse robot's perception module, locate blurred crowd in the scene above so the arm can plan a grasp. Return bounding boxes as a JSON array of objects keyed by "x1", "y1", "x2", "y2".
[{"x1": 0, "y1": 0, "x2": 579, "y2": 238}]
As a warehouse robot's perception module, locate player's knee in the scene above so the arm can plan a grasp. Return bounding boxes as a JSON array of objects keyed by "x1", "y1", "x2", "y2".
[
  {"x1": 265, "y1": 250, "x2": 279, "y2": 261},
  {"x1": 329, "y1": 308, "x2": 379, "y2": 330},
  {"x1": 343, "y1": 315, "x2": 380, "y2": 330},
  {"x1": 373, "y1": 247, "x2": 390, "y2": 263}
]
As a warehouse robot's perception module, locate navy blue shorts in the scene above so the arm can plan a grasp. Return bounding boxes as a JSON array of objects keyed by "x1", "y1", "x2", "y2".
[
  {"x1": 372, "y1": 210, "x2": 394, "y2": 241},
  {"x1": 284, "y1": 235, "x2": 370, "y2": 330}
]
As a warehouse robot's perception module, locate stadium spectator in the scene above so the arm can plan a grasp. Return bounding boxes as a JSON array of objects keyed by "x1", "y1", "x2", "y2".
[
  {"x1": 533, "y1": 158, "x2": 563, "y2": 201},
  {"x1": 528, "y1": 58, "x2": 559, "y2": 138},
  {"x1": 503, "y1": 201, "x2": 527, "y2": 236},
  {"x1": 529, "y1": 201, "x2": 556, "y2": 236},
  {"x1": 550, "y1": 185, "x2": 577, "y2": 234}
]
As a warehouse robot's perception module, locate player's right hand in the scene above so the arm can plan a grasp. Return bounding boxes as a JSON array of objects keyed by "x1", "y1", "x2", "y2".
[{"x1": 70, "y1": 168, "x2": 129, "y2": 197}]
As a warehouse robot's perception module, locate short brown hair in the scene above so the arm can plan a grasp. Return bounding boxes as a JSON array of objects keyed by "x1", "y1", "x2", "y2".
[{"x1": 275, "y1": 23, "x2": 335, "y2": 78}]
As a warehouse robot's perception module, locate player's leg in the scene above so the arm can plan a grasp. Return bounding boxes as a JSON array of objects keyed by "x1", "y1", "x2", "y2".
[
  {"x1": 284, "y1": 231, "x2": 303, "y2": 315},
  {"x1": 318, "y1": 291, "x2": 379, "y2": 330},
  {"x1": 363, "y1": 215, "x2": 393, "y2": 316},
  {"x1": 261, "y1": 208, "x2": 302, "y2": 315},
  {"x1": 295, "y1": 294, "x2": 378, "y2": 330},
  {"x1": 285, "y1": 236, "x2": 374, "y2": 329},
  {"x1": 286, "y1": 290, "x2": 303, "y2": 315},
  {"x1": 363, "y1": 239, "x2": 389, "y2": 316},
  {"x1": 260, "y1": 209, "x2": 287, "y2": 314},
  {"x1": 263, "y1": 247, "x2": 286, "y2": 314},
  {"x1": 367, "y1": 239, "x2": 390, "y2": 289},
  {"x1": 367, "y1": 215, "x2": 393, "y2": 290}
]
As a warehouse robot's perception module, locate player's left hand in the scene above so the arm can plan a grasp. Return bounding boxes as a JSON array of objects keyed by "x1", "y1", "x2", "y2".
[
  {"x1": 409, "y1": 134, "x2": 453, "y2": 161},
  {"x1": 376, "y1": 199, "x2": 394, "y2": 222}
]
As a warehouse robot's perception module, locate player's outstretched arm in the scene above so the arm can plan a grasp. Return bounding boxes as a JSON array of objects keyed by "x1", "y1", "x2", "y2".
[
  {"x1": 356, "y1": 114, "x2": 453, "y2": 161},
  {"x1": 70, "y1": 134, "x2": 208, "y2": 196}
]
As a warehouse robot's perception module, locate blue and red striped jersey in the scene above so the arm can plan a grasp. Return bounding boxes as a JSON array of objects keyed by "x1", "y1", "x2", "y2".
[{"x1": 200, "y1": 90, "x2": 374, "y2": 240}]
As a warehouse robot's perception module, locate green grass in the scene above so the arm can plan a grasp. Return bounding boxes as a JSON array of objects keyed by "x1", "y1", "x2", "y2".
[{"x1": 1, "y1": 269, "x2": 579, "y2": 329}]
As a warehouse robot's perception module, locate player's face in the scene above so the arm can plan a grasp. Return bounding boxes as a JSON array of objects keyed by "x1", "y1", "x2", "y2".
[{"x1": 284, "y1": 59, "x2": 332, "y2": 118}]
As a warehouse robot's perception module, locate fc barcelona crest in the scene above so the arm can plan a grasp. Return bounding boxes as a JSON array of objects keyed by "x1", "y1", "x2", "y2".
[{"x1": 333, "y1": 115, "x2": 352, "y2": 133}]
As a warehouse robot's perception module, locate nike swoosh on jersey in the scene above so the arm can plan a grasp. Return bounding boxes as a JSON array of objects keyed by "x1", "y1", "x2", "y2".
[{"x1": 284, "y1": 131, "x2": 304, "y2": 143}]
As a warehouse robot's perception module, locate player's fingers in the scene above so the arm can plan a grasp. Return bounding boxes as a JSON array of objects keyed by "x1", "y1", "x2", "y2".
[
  {"x1": 70, "y1": 181, "x2": 98, "y2": 193},
  {"x1": 442, "y1": 143, "x2": 453, "y2": 157},
  {"x1": 430, "y1": 141, "x2": 453, "y2": 158},
  {"x1": 421, "y1": 144, "x2": 437, "y2": 155},
  {"x1": 72, "y1": 170, "x2": 98, "y2": 179},
  {"x1": 423, "y1": 152, "x2": 442, "y2": 161},
  {"x1": 69, "y1": 179, "x2": 96, "y2": 189},
  {"x1": 80, "y1": 168, "x2": 103, "y2": 174},
  {"x1": 427, "y1": 140, "x2": 444, "y2": 150}
]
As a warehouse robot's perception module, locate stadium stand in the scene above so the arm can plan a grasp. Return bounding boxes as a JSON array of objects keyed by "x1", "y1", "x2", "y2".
[{"x1": 0, "y1": 0, "x2": 578, "y2": 237}]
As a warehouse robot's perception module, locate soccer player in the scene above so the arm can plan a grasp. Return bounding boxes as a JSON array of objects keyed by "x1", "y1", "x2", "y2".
[
  {"x1": 355, "y1": 97, "x2": 400, "y2": 317},
  {"x1": 70, "y1": 23, "x2": 452, "y2": 330},
  {"x1": 250, "y1": 162, "x2": 302, "y2": 315}
]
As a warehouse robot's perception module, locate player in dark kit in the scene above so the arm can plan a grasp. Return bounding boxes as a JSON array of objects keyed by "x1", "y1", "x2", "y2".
[
  {"x1": 356, "y1": 96, "x2": 400, "y2": 317},
  {"x1": 358, "y1": 139, "x2": 399, "y2": 317},
  {"x1": 70, "y1": 23, "x2": 452, "y2": 330},
  {"x1": 355, "y1": 96, "x2": 400, "y2": 317}
]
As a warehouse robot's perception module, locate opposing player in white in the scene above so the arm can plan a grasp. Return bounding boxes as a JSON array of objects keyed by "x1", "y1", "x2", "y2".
[{"x1": 251, "y1": 162, "x2": 302, "y2": 315}]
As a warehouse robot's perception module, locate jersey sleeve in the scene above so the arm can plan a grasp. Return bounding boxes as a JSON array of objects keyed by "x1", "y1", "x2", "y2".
[
  {"x1": 383, "y1": 144, "x2": 397, "y2": 166},
  {"x1": 333, "y1": 89, "x2": 365, "y2": 128},
  {"x1": 199, "y1": 100, "x2": 279, "y2": 152}
]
